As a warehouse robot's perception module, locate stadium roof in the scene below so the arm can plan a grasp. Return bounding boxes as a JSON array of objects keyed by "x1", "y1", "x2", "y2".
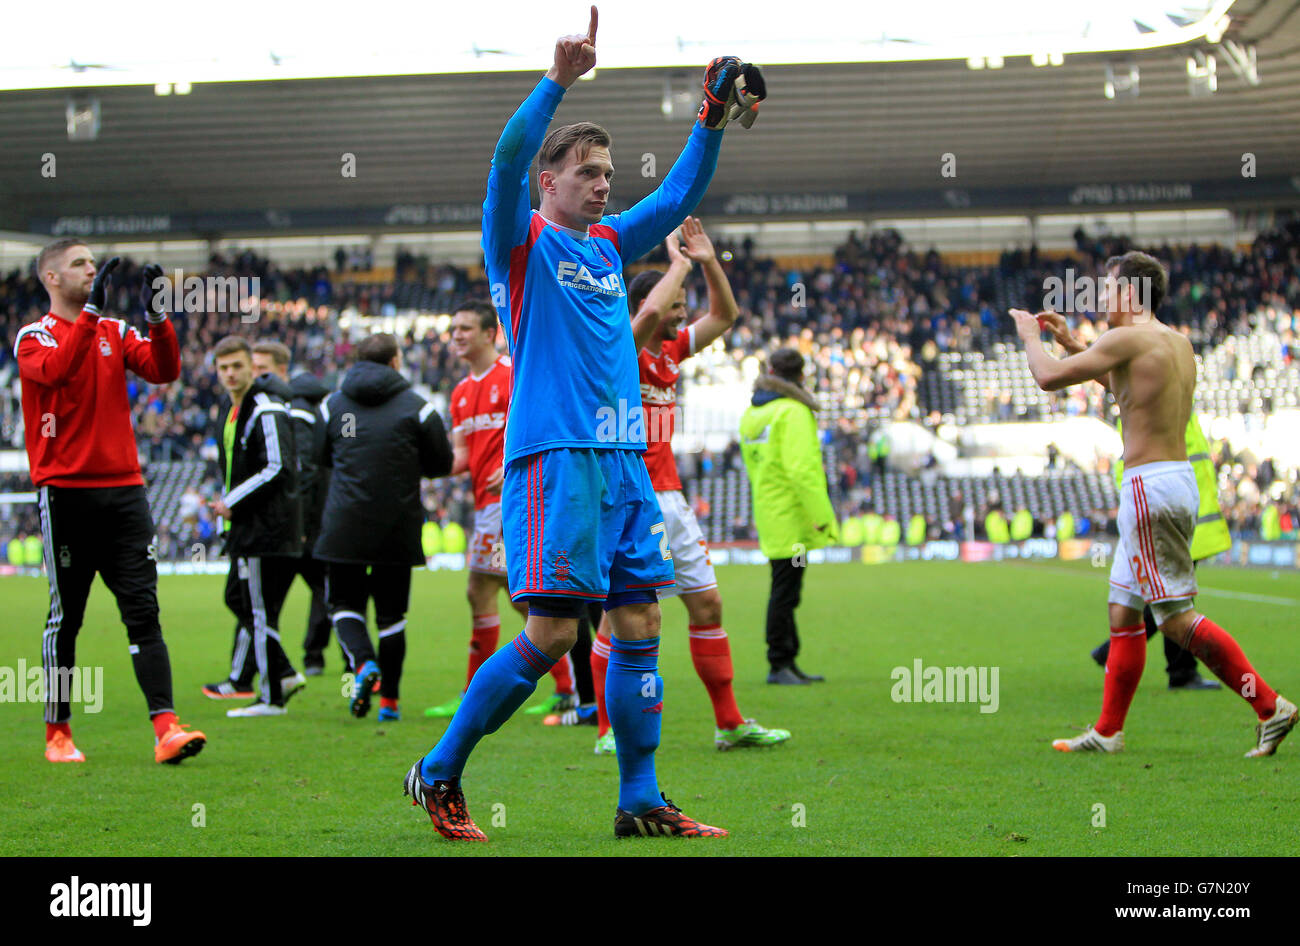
[
  {"x1": 0, "y1": 1, "x2": 1237, "y2": 88},
  {"x1": 0, "y1": 0, "x2": 1297, "y2": 239}
]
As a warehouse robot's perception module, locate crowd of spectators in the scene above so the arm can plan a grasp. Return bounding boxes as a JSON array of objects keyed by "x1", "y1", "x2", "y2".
[{"x1": 1, "y1": 219, "x2": 1298, "y2": 559}]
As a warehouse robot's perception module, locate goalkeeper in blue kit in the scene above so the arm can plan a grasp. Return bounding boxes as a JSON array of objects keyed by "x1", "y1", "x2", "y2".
[{"x1": 404, "y1": 5, "x2": 765, "y2": 839}]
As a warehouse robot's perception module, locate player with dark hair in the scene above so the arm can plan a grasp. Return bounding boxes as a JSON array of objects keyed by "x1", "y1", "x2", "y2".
[
  {"x1": 589, "y1": 217, "x2": 790, "y2": 754},
  {"x1": 18, "y1": 240, "x2": 205, "y2": 763},
  {"x1": 316, "y1": 332, "x2": 453, "y2": 720},
  {"x1": 1012, "y1": 250, "x2": 1296, "y2": 756},
  {"x1": 403, "y1": 6, "x2": 765, "y2": 840},
  {"x1": 423, "y1": 299, "x2": 578, "y2": 720}
]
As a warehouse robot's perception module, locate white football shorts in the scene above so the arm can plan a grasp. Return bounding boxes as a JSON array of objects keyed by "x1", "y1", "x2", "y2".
[
  {"x1": 1107, "y1": 460, "x2": 1198, "y2": 624},
  {"x1": 655, "y1": 490, "x2": 717, "y2": 598},
  {"x1": 468, "y1": 502, "x2": 506, "y2": 576}
]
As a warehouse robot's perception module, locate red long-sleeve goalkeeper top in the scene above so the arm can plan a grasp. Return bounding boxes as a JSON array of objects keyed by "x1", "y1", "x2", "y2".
[{"x1": 14, "y1": 307, "x2": 181, "y2": 488}]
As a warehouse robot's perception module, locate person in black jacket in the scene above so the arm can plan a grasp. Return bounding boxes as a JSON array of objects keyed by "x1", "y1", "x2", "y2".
[
  {"x1": 205, "y1": 336, "x2": 305, "y2": 717},
  {"x1": 251, "y1": 340, "x2": 336, "y2": 676},
  {"x1": 315, "y1": 333, "x2": 453, "y2": 720}
]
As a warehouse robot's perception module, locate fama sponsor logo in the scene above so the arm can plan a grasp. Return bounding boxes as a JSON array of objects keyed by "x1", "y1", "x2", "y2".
[
  {"x1": 461, "y1": 411, "x2": 506, "y2": 434},
  {"x1": 50, "y1": 876, "x2": 151, "y2": 926},
  {"x1": 556, "y1": 261, "x2": 624, "y2": 297}
]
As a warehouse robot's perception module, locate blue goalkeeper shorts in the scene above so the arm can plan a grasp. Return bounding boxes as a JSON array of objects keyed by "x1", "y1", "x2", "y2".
[{"x1": 502, "y1": 447, "x2": 674, "y2": 603}]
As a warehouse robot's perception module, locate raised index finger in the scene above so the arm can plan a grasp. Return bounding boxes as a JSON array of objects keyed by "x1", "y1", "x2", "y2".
[{"x1": 587, "y1": 5, "x2": 598, "y2": 46}]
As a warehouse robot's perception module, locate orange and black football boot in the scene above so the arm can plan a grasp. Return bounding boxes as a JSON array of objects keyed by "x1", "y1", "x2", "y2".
[
  {"x1": 614, "y1": 793, "x2": 728, "y2": 838},
  {"x1": 403, "y1": 762, "x2": 488, "y2": 842}
]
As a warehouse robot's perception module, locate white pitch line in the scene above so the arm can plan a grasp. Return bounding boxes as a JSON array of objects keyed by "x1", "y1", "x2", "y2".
[
  {"x1": 1005, "y1": 562, "x2": 1299, "y2": 607},
  {"x1": 1196, "y1": 587, "x2": 1299, "y2": 607}
]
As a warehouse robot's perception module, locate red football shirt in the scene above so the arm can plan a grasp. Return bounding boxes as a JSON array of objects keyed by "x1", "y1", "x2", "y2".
[
  {"x1": 450, "y1": 355, "x2": 511, "y2": 509},
  {"x1": 16, "y1": 310, "x2": 180, "y2": 488},
  {"x1": 638, "y1": 325, "x2": 695, "y2": 493}
]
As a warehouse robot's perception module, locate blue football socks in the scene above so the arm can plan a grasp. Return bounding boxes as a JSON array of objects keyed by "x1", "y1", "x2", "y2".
[
  {"x1": 422, "y1": 631, "x2": 554, "y2": 783},
  {"x1": 605, "y1": 635, "x2": 664, "y2": 814}
]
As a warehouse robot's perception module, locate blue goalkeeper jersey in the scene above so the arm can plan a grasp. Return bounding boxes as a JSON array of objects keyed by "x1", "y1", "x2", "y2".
[{"x1": 482, "y1": 76, "x2": 721, "y2": 466}]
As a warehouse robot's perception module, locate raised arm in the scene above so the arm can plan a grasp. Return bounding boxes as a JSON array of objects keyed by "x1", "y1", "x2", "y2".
[
  {"x1": 122, "y1": 319, "x2": 181, "y2": 384},
  {"x1": 678, "y1": 216, "x2": 738, "y2": 349},
  {"x1": 630, "y1": 233, "x2": 692, "y2": 350},
  {"x1": 125, "y1": 263, "x2": 181, "y2": 383},
  {"x1": 614, "y1": 124, "x2": 722, "y2": 264},
  {"x1": 1012, "y1": 310, "x2": 1138, "y2": 392},
  {"x1": 482, "y1": 80, "x2": 564, "y2": 265},
  {"x1": 482, "y1": 8, "x2": 597, "y2": 264},
  {"x1": 614, "y1": 56, "x2": 766, "y2": 262},
  {"x1": 1037, "y1": 310, "x2": 1111, "y2": 392}
]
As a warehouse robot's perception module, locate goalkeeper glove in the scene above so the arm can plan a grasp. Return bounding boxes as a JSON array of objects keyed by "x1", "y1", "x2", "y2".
[
  {"x1": 140, "y1": 263, "x2": 168, "y2": 322},
  {"x1": 697, "y1": 56, "x2": 743, "y2": 129},
  {"x1": 86, "y1": 256, "x2": 120, "y2": 314},
  {"x1": 698, "y1": 57, "x2": 767, "y2": 130},
  {"x1": 728, "y1": 62, "x2": 766, "y2": 129}
]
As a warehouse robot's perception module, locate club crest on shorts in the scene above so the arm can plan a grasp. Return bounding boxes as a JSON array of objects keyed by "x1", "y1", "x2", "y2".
[
  {"x1": 554, "y1": 550, "x2": 571, "y2": 584},
  {"x1": 59, "y1": 545, "x2": 71, "y2": 568}
]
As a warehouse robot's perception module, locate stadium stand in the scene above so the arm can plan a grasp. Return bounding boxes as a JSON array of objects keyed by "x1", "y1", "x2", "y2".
[{"x1": 3, "y1": 220, "x2": 1300, "y2": 560}]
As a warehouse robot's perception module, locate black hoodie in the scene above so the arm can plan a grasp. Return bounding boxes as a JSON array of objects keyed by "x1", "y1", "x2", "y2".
[
  {"x1": 313, "y1": 360, "x2": 453, "y2": 565},
  {"x1": 221, "y1": 372, "x2": 302, "y2": 558},
  {"x1": 288, "y1": 371, "x2": 332, "y2": 547}
]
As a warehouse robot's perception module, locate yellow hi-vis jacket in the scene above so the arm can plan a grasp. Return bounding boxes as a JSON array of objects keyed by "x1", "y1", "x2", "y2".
[{"x1": 1114, "y1": 415, "x2": 1230, "y2": 561}]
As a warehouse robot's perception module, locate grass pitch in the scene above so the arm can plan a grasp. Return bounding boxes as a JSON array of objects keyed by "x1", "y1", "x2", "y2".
[{"x1": 1, "y1": 559, "x2": 1296, "y2": 856}]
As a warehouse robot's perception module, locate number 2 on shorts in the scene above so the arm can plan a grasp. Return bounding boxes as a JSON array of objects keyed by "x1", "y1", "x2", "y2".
[{"x1": 651, "y1": 521, "x2": 671, "y2": 560}]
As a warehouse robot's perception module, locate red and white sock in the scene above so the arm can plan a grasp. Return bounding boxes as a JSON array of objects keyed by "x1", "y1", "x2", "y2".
[
  {"x1": 689, "y1": 624, "x2": 745, "y2": 730},
  {"x1": 467, "y1": 614, "x2": 500, "y2": 688},
  {"x1": 591, "y1": 631, "x2": 612, "y2": 736},
  {"x1": 1186, "y1": 615, "x2": 1278, "y2": 719},
  {"x1": 1095, "y1": 624, "x2": 1146, "y2": 737},
  {"x1": 46, "y1": 722, "x2": 71, "y2": 742},
  {"x1": 548, "y1": 652, "x2": 574, "y2": 695}
]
